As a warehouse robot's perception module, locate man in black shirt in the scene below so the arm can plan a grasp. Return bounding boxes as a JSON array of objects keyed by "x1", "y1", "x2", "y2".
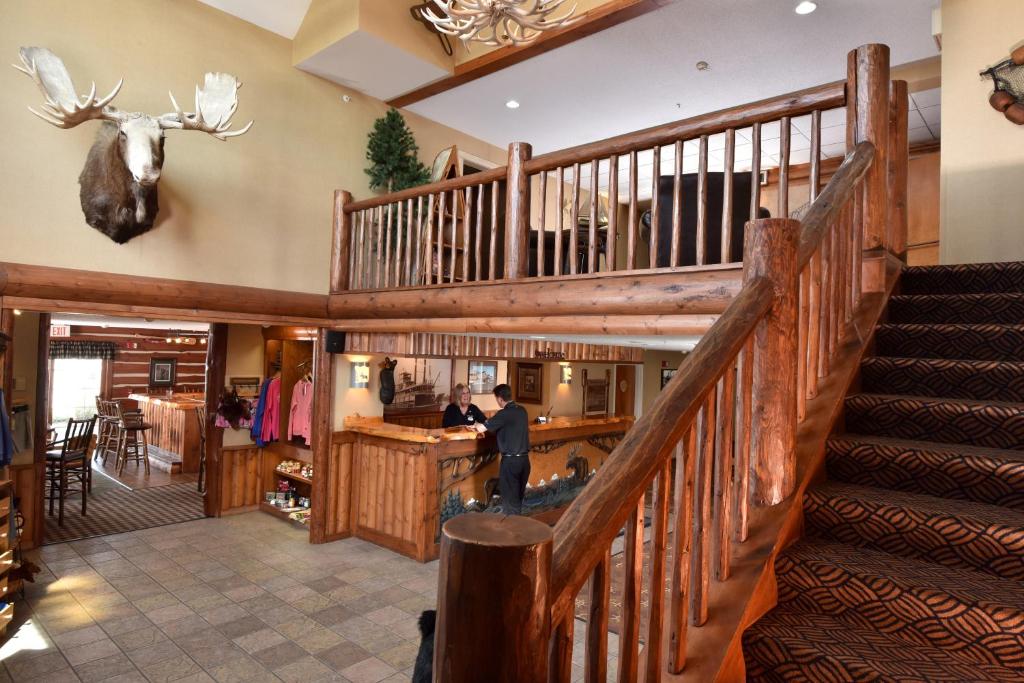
[{"x1": 473, "y1": 383, "x2": 530, "y2": 515}]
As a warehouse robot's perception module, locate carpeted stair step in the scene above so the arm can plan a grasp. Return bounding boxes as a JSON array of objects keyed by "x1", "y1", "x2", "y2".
[
  {"x1": 888, "y1": 293, "x2": 1024, "y2": 324},
  {"x1": 803, "y1": 482, "x2": 1024, "y2": 580},
  {"x1": 827, "y1": 434, "x2": 1024, "y2": 509},
  {"x1": 900, "y1": 261, "x2": 1024, "y2": 295},
  {"x1": 744, "y1": 608, "x2": 1024, "y2": 682},
  {"x1": 875, "y1": 323, "x2": 1024, "y2": 361},
  {"x1": 860, "y1": 356, "x2": 1024, "y2": 402},
  {"x1": 844, "y1": 393, "x2": 1024, "y2": 450},
  {"x1": 772, "y1": 539, "x2": 1024, "y2": 671}
]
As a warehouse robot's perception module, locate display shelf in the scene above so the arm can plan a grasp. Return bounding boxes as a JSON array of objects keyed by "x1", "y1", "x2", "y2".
[
  {"x1": 259, "y1": 502, "x2": 309, "y2": 529},
  {"x1": 274, "y1": 469, "x2": 313, "y2": 486},
  {"x1": 265, "y1": 441, "x2": 312, "y2": 463}
]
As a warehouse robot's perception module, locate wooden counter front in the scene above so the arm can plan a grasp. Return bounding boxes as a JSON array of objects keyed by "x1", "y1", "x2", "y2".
[
  {"x1": 329, "y1": 415, "x2": 633, "y2": 562},
  {"x1": 129, "y1": 393, "x2": 204, "y2": 473}
]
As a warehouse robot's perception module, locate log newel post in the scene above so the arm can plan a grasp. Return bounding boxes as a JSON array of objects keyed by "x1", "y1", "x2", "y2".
[
  {"x1": 846, "y1": 44, "x2": 890, "y2": 253},
  {"x1": 308, "y1": 327, "x2": 334, "y2": 544},
  {"x1": 434, "y1": 513, "x2": 552, "y2": 683},
  {"x1": 505, "y1": 142, "x2": 533, "y2": 280},
  {"x1": 888, "y1": 80, "x2": 909, "y2": 261},
  {"x1": 743, "y1": 218, "x2": 799, "y2": 506},
  {"x1": 330, "y1": 190, "x2": 353, "y2": 293},
  {"x1": 203, "y1": 323, "x2": 228, "y2": 518}
]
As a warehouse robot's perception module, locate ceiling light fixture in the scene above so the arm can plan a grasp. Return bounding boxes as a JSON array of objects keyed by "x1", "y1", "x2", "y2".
[
  {"x1": 794, "y1": 1, "x2": 817, "y2": 15},
  {"x1": 505, "y1": 99, "x2": 520, "y2": 109},
  {"x1": 423, "y1": 0, "x2": 580, "y2": 48}
]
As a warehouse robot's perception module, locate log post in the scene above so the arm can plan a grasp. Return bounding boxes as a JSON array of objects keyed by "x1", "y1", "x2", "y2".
[
  {"x1": 308, "y1": 327, "x2": 334, "y2": 544},
  {"x1": 330, "y1": 190, "x2": 352, "y2": 293},
  {"x1": 32, "y1": 313, "x2": 50, "y2": 548},
  {"x1": 0, "y1": 309, "x2": 14, "y2": 408},
  {"x1": 505, "y1": 142, "x2": 533, "y2": 280},
  {"x1": 846, "y1": 44, "x2": 890, "y2": 252},
  {"x1": 202, "y1": 323, "x2": 227, "y2": 518},
  {"x1": 435, "y1": 513, "x2": 552, "y2": 682},
  {"x1": 743, "y1": 218, "x2": 799, "y2": 506},
  {"x1": 888, "y1": 80, "x2": 909, "y2": 261}
]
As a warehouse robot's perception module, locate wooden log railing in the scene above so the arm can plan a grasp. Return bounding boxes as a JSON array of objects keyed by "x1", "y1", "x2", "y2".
[
  {"x1": 432, "y1": 45, "x2": 900, "y2": 683},
  {"x1": 332, "y1": 83, "x2": 849, "y2": 294}
]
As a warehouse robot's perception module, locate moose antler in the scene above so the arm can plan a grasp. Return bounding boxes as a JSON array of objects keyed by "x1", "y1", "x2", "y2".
[
  {"x1": 12, "y1": 47, "x2": 125, "y2": 128},
  {"x1": 161, "y1": 72, "x2": 253, "y2": 140}
]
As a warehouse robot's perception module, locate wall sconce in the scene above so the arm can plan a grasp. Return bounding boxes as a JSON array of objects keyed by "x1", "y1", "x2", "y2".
[
  {"x1": 351, "y1": 361, "x2": 370, "y2": 388},
  {"x1": 560, "y1": 364, "x2": 572, "y2": 385}
]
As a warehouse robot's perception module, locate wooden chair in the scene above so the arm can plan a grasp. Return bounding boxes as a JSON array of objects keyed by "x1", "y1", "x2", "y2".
[
  {"x1": 114, "y1": 404, "x2": 151, "y2": 476},
  {"x1": 45, "y1": 416, "x2": 96, "y2": 527},
  {"x1": 195, "y1": 405, "x2": 207, "y2": 494}
]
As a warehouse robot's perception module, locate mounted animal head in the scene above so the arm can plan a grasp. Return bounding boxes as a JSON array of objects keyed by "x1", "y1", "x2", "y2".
[{"x1": 13, "y1": 47, "x2": 252, "y2": 243}]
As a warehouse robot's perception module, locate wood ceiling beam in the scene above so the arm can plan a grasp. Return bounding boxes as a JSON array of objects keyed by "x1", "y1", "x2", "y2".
[{"x1": 387, "y1": 0, "x2": 677, "y2": 109}]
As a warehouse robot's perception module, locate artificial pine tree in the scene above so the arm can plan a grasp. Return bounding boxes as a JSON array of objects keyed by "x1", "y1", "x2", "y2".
[{"x1": 364, "y1": 108, "x2": 430, "y2": 193}]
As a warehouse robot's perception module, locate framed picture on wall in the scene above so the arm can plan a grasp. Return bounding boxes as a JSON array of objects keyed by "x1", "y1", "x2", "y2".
[
  {"x1": 468, "y1": 360, "x2": 499, "y2": 395},
  {"x1": 515, "y1": 362, "x2": 543, "y2": 404},
  {"x1": 149, "y1": 358, "x2": 177, "y2": 387},
  {"x1": 583, "y1": 369, "x2": 611, "y2": 417},
  {"x1": 661, "y1": 368, "x2": 677, "y2": 389}
]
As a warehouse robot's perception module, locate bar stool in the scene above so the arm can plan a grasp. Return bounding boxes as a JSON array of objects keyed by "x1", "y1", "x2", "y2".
[
  {"x1": 45, "y1": 416, "x2": 96, "y2": 527},
  {"x1": 115, "y1": 404, "x2": 152, "y2": 476},
  {"x1": 94, "y1": 398, "x2": 119, "y2": 470}
]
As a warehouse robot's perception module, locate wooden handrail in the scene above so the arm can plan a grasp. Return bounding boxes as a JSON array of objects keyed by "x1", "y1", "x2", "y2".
[
  {"x1": 797, "y1": 141, "x2": 875, "y2": 269},
  {"x1": 524, "y1": 81, "x2": 846, "y2": 174},
  {"x1": 344, "y1": 166, "x2": 506, "y2": 213},
  {"x1": 547, "y1": 276, "x2": 774, "y2": 623}
]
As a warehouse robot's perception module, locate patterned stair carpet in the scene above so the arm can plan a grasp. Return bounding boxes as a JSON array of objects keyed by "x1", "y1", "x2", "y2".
[
  {"x1": 43, "y1": 470, "x2": 205, "y2": 545},
  {"x1": 744, "y1": 261, "x2": 1024, "y2": 681}
]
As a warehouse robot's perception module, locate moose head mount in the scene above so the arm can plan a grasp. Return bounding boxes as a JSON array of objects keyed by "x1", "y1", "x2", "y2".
[{"x1": 13, "y1": 47, "x2": 253, "y2": 244}]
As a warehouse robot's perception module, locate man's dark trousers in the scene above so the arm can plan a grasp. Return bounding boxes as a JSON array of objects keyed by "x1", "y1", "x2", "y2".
[{"x1": 499, "y1": 455, "x2": 531, "y2": 515}]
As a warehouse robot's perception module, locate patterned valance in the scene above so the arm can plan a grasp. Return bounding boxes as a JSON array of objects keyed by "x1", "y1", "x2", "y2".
[{"x1": 49, "y1": 340, "x2": 116, "y2": 360}]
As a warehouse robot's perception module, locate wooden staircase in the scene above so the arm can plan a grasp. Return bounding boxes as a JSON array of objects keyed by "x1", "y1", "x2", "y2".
[{"x1": 743, "y1": 261, "x2": 1024, "y2": 681}]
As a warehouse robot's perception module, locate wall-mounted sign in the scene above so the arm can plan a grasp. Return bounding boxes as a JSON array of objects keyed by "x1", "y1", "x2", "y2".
[
  {"x1": 535, "y1": 349, "x2": 566, "y2": 360},
  {"x1": 50, "y1": 324, "x2": 71, "y2": 338}
]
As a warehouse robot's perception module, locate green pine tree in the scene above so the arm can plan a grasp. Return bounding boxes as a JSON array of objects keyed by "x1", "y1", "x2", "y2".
[{"x1": 364, "y1": 108, "x2": 430, "y2": 193}]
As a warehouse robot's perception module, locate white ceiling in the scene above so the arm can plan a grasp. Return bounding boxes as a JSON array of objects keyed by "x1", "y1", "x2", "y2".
[
  {"x1": 407, "y1": 0, "x2": 940, "y2": 154},
  {"x1": 196, "y1": 0, "x2": 312, "y2": 39}
]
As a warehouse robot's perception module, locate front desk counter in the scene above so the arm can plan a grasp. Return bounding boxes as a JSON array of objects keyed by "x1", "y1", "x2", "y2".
[{"x1": 330, "y1": 415, "x2": 633, "y2": 562}]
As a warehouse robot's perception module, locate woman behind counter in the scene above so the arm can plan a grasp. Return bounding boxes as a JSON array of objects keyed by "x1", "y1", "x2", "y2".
[{"x1": 442, "y1": 383, "x2": 487, "y2": 428}]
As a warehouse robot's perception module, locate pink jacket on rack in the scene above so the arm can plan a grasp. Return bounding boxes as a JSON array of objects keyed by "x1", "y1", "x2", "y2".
[
  {"x1": 260, "y1": 376, "x2": 281, "y2": 443},
  {"x1": 288, "y1": 379, "x2": 314, "y2": 445}
]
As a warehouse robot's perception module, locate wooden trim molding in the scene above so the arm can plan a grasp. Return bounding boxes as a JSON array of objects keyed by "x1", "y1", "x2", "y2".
[
  {"x1": 387, "y1": 0, "x2": 676, "y2": 109},
  {"x1": 344, "y1": 332, "x2": 645, "y2": 363}
]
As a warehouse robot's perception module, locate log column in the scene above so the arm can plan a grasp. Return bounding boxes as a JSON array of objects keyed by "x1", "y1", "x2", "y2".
[
  {"x1": 0, "y1": 309, "x2": 14, "y2": 408},
  {"x1": 330, "y1": 191, "x2": 353, "y2": 293},
  {"x1": 505, "y1": 142, "x2": 533, "y2": 280},
  {"x1": 203, "y1": 323, "x2": 227, "y2": 518},
  {"x1": 31, "y1": 313, "x2": 50, "y2": 548},
  {"x1": 309, "y1": 327, "x2": 334, "y2": 544},
  {"x1": 435, "y1": 513, "x2": 552, "y2": 682},
  {"x1": 743, "y1": 218, "x2": 799, "y2": 506},
  {"x1": 888, "y1": 80, "x2": 909, "y2": 261},
  {"x1": 846, "y1": 44, "x2": 890, "y2": 252}
]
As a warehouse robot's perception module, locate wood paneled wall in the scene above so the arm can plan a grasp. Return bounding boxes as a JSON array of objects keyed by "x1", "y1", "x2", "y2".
[
  {"x1": 66, "y1": 326, "x2": 208, "y2": 399},
  {"x1": 345, "y1": 332, "x2": 644, "y2": 363},
  {"x1": 325, "y1": 434, "x2": 354, "y2": 542},
  {"x1": 218, "y1": 445, "x2": 262, "y2": 514}
]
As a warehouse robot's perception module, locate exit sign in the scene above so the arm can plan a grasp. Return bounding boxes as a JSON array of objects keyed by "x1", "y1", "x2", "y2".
[{"x1": 50, "y1": 324, "x2": 71, "y2": 338}]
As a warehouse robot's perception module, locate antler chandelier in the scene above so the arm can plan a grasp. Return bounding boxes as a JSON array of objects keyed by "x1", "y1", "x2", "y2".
[{"x1": 422, "y1": 0, "x2": 579, "y2": 48}]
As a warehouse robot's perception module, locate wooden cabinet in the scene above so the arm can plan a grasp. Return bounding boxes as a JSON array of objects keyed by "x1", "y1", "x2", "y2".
[{"x1": 0, "y1": 479, "x2": 13, "y2": 638}]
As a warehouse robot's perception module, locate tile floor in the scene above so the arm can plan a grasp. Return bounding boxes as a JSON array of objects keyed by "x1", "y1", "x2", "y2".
[
  {"x1": 3, "y1": 512, "x2": 618, "y2": 682},
  {"x1": 4, "y1": 512, "x2": 436, "y2": 682}
]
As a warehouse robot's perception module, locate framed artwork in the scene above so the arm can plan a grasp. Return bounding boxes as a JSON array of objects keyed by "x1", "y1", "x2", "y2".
[
  {"x1": 149, "y1": 358, "x2": 177, "y2": 387},
  {"x1": 468, "y1": 360, "x2": 499, "y2": 395},
  {"x1": 383, "y1": 357, "x2": 453, "y2": 415},
  {"x1": 515, "y1": 362, "x2": 543, "y2": 404},
  {"x1": 661, "y1": 368, "x2": 677, "y2": 389},
  {"x1": 583, "y1": 369, "x2": 610, "y2": 417}
]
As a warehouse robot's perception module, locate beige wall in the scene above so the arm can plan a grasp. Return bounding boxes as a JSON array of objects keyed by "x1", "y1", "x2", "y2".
[
  {"x1": 1, "y1": 0, "x2": 504, "y2": 294},
  {"x1": 641, "y1": 349, "x2": 688, "y2": 416},
  {"x1": 940, "y1": 0, "x2": 1024, "y2": 264}
]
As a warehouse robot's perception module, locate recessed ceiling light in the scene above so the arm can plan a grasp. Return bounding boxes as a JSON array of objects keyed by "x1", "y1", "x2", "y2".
[
  {"x1": 794, "y1": 1, "x2": 817, "y2": 14},
  {"x1": 505, "y1": 99, "x2": 520, "y2": 109}
]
